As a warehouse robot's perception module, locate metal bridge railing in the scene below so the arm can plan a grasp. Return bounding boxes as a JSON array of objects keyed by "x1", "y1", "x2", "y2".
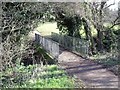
[
  {"x1": 51, "y1": 32, "x2": 89, "y2": 58},
  {"x1": 35, "y1": 32, "x2": 59, "y2": 59}
]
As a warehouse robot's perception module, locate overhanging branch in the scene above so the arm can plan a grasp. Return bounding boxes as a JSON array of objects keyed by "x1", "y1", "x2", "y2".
[
  {"x1": 109, "y1": 23, "x2": 120, "y2": 29},
  {"x1": 104, "y1": 2, "x2": 115, "y2": 9}
]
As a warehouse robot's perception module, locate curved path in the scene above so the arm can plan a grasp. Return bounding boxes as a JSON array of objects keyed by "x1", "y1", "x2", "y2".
[
  {"x1": 32, "y1": 31, "x2": 118, "y2": 88},
  {"x1": 58, "y1": 48, "x2": 118, "y2": 88}
]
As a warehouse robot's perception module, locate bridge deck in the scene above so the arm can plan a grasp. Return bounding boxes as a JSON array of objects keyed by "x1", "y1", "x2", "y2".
[
  {"x1": 58, "y1": 47, "x2": 118, "y2": 88},
  {"x1": 33, "y1": 31, "x2": 118, "y2": 88}
]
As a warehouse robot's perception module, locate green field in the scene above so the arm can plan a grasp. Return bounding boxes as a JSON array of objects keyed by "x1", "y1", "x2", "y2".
[{"x1": 35, "y1": 22, "x2": 59, "y2": 36}]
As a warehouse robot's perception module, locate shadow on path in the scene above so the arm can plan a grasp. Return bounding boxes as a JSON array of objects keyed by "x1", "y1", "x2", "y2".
[
  {"x1": 32, "y1": 31, "x2": 118, "y2": 88},
  {"x1": 58, "y1": 48, "x2": 118, "y2": 88}
]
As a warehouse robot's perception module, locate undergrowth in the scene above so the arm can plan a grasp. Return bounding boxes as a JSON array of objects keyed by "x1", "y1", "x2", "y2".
[{"x1": 1, "y1": 65, "x2": 75, "y2": 88}]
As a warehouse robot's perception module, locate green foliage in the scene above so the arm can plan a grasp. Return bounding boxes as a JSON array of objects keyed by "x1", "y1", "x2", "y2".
[
  {"x1": 56, "y1": 13, "x2": 82, "y2": 37},
  {"x1": 1, "y1": 2, "x2": 47, "y2": 71},
  {"x1": 1, "y1": 64, "x2": 35, "y2": 87},
  {"x1": 25, "y1": 76, "x2": 74, "y2": 88},
  {"x1": 24, "y1": 65, "x2": 74, "y2": 88},
  {"x1": 90, "y1": 52, "x2": 119, "y2": 67},
  {"x1": 1, "y1": 65, "x2": 75, "y2": 88},
  {"x1": 2, "y1": 3, "x2": 42, "y2": 39}
]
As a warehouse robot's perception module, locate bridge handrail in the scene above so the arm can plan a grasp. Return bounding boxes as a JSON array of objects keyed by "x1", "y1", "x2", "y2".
[
  {"x1": 35, "y1": 32, "x2": 59, "y2": 59},
  {"x1": 51, "y1": 32, "x2": 90, "y2": 58}
]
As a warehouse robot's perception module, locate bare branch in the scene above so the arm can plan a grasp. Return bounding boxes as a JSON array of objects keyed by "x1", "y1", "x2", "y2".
[
  {"x1": 104, "y1": 2, "x2": 115, "y2": 9},
  {"x1": 109, "y1": 16, "x2": 120, "y2": 29},
  {"x1": 109, "y1": 23, "x2": 120, "y2": 29}
]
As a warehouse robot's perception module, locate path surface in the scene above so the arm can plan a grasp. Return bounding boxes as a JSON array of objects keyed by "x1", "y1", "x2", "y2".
[
  {"x1": 32, "y1": 31, "x2": 119, "y2": 88},
  {"x1": 58, "y1": 47, "x2": 118, "y2": 88}
]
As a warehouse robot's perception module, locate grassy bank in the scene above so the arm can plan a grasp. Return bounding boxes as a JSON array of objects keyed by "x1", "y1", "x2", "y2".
[
  {"x1": 1, "y1": 65, "x2": 76, "y2": 88},
  {"x1": 1, "y1": 43, "x2": 78, "y2": 88}
]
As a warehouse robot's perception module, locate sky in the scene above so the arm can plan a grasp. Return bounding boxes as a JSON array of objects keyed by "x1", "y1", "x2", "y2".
[{"x1": 107, "y1": 0, "x2": 120, "y2": 10}]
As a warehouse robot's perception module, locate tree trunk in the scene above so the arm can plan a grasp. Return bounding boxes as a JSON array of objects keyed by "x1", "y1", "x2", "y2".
[
  {"x1": 82, "y1": 18, "x2": 96, "y2": 55},
  {"x1": 96, "y1": 2, "x2": 105, "y2": 52},
  {"x1": 97, "y1": 28, "x2": 103, "y2": 52}
]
